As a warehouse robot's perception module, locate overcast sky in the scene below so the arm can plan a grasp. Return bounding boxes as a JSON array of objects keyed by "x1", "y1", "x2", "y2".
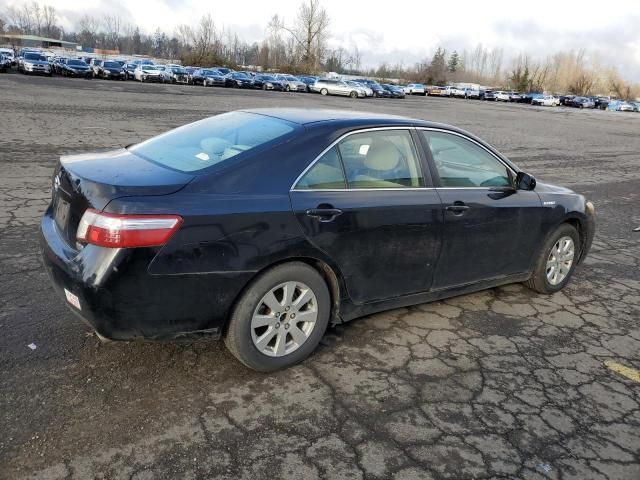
[{"x1": 4, "y1": 0, "x2": 640, "y2": 80}]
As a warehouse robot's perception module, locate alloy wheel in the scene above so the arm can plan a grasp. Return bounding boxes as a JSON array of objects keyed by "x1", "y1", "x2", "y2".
[
  {"x1": 546, "y1": 236, "x2": 575, "y2": 285},
  {"x1": 251, "y1": 281, "x2": 318, "y2": 357}
]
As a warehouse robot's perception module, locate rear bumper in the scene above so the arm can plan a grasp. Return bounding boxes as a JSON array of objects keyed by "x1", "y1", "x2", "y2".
[{"x1": 39, "y1": 209, "x2": 252, "y2": 341}]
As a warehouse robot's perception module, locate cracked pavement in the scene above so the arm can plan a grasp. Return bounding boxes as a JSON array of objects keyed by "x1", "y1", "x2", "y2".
[{"x1": 0, "y1": 74, "x2": 638, "y2": 480}]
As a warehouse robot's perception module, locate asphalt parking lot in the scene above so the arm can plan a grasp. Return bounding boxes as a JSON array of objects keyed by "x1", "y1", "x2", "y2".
[{"x1": 1, "y1": 73, "x2": 639, "y2": 480}]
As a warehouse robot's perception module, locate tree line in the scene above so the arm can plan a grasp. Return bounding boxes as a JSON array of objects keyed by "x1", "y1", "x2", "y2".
[{"x1": 1, "y1": 1, "x2": 638, "y2": 99}]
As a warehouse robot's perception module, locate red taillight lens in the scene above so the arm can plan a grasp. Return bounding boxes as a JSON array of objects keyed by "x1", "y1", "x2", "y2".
[{"x1": 77, "y1": 209, "x2": 183, "y2": 248}]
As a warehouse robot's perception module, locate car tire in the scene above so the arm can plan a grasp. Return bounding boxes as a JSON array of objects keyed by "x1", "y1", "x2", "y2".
[
  {"x1": 224, "y1": 262, "x2": 331, "y2": 372},
  {"x1": 525, "y1": 223, "x2": 580, "y2": 294},
  {"x1": 320, "y1": 88, "x2": 328, "y2": 96},
  {"x1": 350, "y1": 91, "x2": 358, "y2": 99}
]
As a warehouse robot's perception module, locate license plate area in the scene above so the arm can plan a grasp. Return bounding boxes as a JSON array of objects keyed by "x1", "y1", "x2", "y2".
[{"x1": 54, "y1": 197, "x2": 71, "y2": 234}]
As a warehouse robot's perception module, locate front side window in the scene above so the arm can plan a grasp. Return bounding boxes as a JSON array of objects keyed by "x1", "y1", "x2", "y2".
[
  {"x1": 421, "y1": 131, "x2": 511, "y2": 188},
  {"x1": 296, "y1": 147, "x2": 346, "y2": 190},
  {"x1": 339, "y1": 130, "x2": 424, "y2": 189}
]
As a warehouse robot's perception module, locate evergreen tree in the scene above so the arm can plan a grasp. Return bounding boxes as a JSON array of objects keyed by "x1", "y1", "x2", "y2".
[{"x1": 448, "y1": 51, "x2": 459, "y2": 73}]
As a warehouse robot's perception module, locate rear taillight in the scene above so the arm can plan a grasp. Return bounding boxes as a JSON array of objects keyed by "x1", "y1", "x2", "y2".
[{"x1": 76, "y1": 209, "x2": 182, "y2": 248}]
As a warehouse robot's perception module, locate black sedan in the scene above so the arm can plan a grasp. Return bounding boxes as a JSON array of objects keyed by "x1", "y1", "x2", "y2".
[
  {"x1": 192, "y1": 68, "x2": 226, "y2": 87},
  {"x1": 100, "y1": 61, "x2": 126, "y2": 80},
  {"x1": 40, "y1": 109, "x2": 595, "y2": 371},
  {"x1": 253, "y1": 74, "x2": 285, "y2": 90},
  {"x1": 382, "y1": 84, "x2": 406, "y2": 98},
  {"x1": 224, "y1": 72, "x2": 255, "y2": 88},
  {"x1": 60, "y1": 59, "x2": 92, "y2": 78}
]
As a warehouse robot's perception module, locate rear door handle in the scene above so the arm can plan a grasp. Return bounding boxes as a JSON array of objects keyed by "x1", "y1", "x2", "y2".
[{"x1": 306, "y1": 208, "x2": 343, "y2": 222}]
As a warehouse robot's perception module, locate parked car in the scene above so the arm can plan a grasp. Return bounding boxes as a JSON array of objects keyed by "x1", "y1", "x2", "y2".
[
  {"x1": 346, "y1": 81, "x2": 373, "y2": 97},
  {"x1": 559, "y1": 95, "x2": 575, "y2": 106},
  {"x1": 428, "y1": 86, "x2": 449, "y2": 97},
  {"x1": 17, "y1": 51, "x2": 51, "y2": 75},
  {"x1": 617, "y1": 102, "x2": 635, "y2": 112},
  {"x1": 509, "y1": 92, "x2": 525, "y2": 102},
  {"x1": 493, "y1": 91, "x2": 511, "y2": 102},
  {"x1": 60, "y1": 58, "x2": 92, "y2": 78},
  {"x1": 313, "y1": 79, "x2": 365, "y2": 98},
  {"x1": 99, "y1": 60, "x2": 126, "y2": 80},
  {"x1": 451, "y1": 86, "x2": 468, "y2": 98},
  {"x1": 253, "y1": 74, "x2": 285, "y2": 91},
  {"x1": 571, "y1": 96, "x2": 596, "y2": 109},
  {"x1": 0, "y1": 47, "x2": 15, "y2": 66},
  {"x1": 274, "y1": 74, "x2": 308, "y2": 92},
  {"x1": 466, "y1": 87, "x2": 481, "y2": 99},
  {"x1": 123, "y1": 63, "x2": 138, "y2": 80},
  {"x1": 630, "y1": 102, "x2": 640, "y2": 112},
  {"x1": 134, "y1": 64, "x2": 164, "y2": 82},
  {"x1": 523, "y1": 92, "x2": 543, "y2": 104},
  {"x1": 192, "y1": 68, "x2": 226, "y2": 87},
  {"x1": 594, "y1": 97, "x2": 610, "y2": 110},
  {"x1": 352, "y1": 79, "x2": 385, "y2": 97},
  {"x1": 40, "y1": 108, "x2": 595, "y2": 371},
  {"x1": 382, "y1": 84, "x2": 406, "y2": 98},
  {"x1": 160, "y1": 65, "x2": 189, "y2": 84},
  {"x1": 298, "y1": 76, "x2": 318, "y2": 92},
  {"x1": 0, "y1": 54, "x2": 10, "y2": 72},
  {"x1": 224, "y1": 72, "x2": 255, "y2": 88},
  {"x1": 483, "y1": 90, "x2": 496, "y2": 101},
  {"x1": 404, "y1": 83, "x2": 426, "y2": 95},
  {"x1": 532, "y1": 95, "x2": 560, "y2": 107}
]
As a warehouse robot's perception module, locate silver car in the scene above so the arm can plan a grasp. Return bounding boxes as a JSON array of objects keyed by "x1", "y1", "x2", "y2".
[
  {"x1": 313, "y1": 79, "x2": 365, "y2": 98},
  {"x1": 18, "y1": 52, "x2": 51, "y2": 75},
  {"x1": 274, "y1": 74, "x2": 308, "y2": 92},
  {"x1": 346, "y1": 81, "x2": 373, "y2": 97}
]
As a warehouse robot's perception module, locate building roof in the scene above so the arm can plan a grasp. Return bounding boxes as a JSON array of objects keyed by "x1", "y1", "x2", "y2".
[{"x1": 0, "y1": 34, "x2": 78, "y2": 48}]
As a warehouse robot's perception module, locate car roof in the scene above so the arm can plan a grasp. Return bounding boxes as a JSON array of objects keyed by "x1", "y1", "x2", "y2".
[{"x1": 239, "y1": 108, "x2": 445, "y2": 129}]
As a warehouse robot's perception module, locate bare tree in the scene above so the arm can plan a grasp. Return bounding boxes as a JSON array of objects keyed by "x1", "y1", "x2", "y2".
[
  {"x1": 271, "y1": 0, "x2": 330, "y2": 72},
  {"x1": 103, "y1": 15, "x2": 121, "y2": 50}
]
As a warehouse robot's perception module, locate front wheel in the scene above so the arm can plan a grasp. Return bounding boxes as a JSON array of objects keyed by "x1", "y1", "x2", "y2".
[
  {"x1": 350, "y1": 91, "x2": 358, "y2": 98},
  {"x1": 320, "y1": 88, "x2": 328, "y2": 96},
  {"x1": 224, "y1": 262, "x2": 331, "y2": 372},
  {"x1": 526, "y1": 223, "x2": 580, "y2": 294}
]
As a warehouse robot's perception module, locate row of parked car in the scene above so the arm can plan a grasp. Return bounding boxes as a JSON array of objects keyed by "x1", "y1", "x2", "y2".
[
  {"x1": 2, "y1": 48, "x2": 638, "y2": 110},
  {"x1": 416, "y1": 82, "x2": 640, "y2": 112},
  {"x1": 1, "y1": 48, "x2": 408, "y2": 100}
]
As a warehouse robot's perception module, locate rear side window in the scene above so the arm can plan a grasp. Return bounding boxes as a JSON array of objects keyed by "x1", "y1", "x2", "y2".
[
  {"x1": 339, "y1": 130, "x2": 424, "y2": 188},
  {"x1": 296, "y1": 147, "x2": 346, "y2": 190},
  {"x1": 130, "y1": 112, "x2": 297, "y2": 173}
]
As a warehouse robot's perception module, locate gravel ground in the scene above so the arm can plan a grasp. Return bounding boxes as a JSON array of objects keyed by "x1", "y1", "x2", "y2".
[{"x1": 0, "y1": 73, "x2": 639, "y2": 480}]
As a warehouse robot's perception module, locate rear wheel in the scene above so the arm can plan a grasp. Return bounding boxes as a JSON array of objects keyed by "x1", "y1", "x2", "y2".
[
  {"x1": 350, "y1": 91, "x2": 358, "y2": 98},
  {"x1": 224, "y1": 262, "x2": 331, "y2": 372},
  {"x1": 526, "y1": 223, "x2": 579, "y2": 294}
]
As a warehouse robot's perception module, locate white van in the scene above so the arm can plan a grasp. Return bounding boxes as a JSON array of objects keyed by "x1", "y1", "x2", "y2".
[{"x1": 0, "y1": 48, "x2": 15, "y2": 65}]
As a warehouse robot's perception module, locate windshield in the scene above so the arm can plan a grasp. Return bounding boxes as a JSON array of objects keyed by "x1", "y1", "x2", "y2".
[
  {"x1": 104, "y1": 61, "x2": 120, "y2": 68},
  {"x1": 24, "y1": 53, "x2": 46, "y2": 61},
  {"x1": 260, "y1": 75, "x2": 275, "y2": 81},
  {"x1": 144, "y1": 65, "x2": 161, "y2": 71},
  {"x1": 130, "y1": 112, "x2": 297, "y2": 173},
  {"x1": 67, "y1": 60, "x2": 86, "y2": 66},
  {"x1": 172, "y1": 68, "x2": 186, "y2": 74}
]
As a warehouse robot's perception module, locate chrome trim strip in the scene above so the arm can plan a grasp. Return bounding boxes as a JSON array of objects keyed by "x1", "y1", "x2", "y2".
[{"x1": 292, "y1": 187, "x2": 437, "y2": 192}]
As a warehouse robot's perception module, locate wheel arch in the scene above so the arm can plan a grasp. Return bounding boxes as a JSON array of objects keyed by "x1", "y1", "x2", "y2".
[{"x1": 224, "y1": 256, "x2": 346, "y2": 335}]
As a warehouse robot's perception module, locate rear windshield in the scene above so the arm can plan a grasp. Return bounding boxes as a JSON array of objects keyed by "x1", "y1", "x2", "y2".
[{"x1": 130, "y1": 112, "x2": 297, "y2": 173}]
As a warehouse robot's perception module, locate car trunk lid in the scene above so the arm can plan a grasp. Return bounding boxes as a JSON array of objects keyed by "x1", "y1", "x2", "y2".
[{"x1": 52, "y1": 148, "x2": 194, "y2": 247}]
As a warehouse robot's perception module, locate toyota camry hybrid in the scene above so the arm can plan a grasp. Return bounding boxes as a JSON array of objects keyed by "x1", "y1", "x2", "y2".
[{"x1": 40, "y1": 109, "x2": 595, "y2": 371}]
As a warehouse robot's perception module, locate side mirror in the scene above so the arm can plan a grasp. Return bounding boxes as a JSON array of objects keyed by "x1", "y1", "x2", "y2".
[{"x1": 516, "y1": 172, "x2": 536, "y2": 191}]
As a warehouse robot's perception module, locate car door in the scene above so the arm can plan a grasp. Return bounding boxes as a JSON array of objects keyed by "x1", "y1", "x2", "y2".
[
  {"x1": 417, "y1": 129, "x2": 543, "y2": 289},
  {"x1": 289, "y1": 128, "x2": 443, "y2": 304}
]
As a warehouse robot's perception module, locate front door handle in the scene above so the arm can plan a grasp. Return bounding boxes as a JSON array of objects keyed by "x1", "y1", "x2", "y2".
[
  {"x1": 446, "y1": 203, "x2": 470, "y2": 215},
  {"x1": 306, "y1": 208, "x2": 343, "y2": 222}
]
